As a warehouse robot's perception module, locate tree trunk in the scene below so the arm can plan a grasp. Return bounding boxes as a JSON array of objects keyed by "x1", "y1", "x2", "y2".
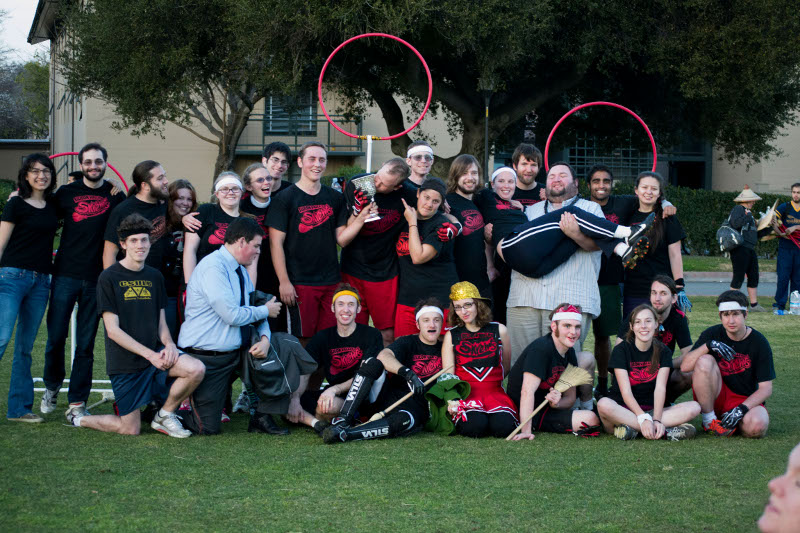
[{"x1": 211, "y1": 99, "x2": 255, "y2": 183}]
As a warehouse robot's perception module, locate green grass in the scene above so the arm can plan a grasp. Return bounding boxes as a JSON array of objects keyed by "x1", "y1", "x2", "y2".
[
  {"x1": 683, "y1": 255, "x2": 777, "y2": 272},
  {"x1": 1, "y1": 297, "x2": 797, "y2": 532}
]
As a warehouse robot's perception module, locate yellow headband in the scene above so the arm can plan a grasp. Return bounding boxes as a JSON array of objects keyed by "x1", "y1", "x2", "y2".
[{"x1": 332, "y1": 290, "x2": 360, "y2": 305}]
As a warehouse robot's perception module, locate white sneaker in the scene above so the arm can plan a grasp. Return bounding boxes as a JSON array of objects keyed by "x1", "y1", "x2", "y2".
[
  {"x1": 64, "y1": 402, "x2": 91, "y2": 424},
  {"x1": 40, "y1": 388, "x2": 59, "y2": 414},
  {"x1": 232, "y1": 391, "x2": 250, "y2": 413},
  {"x1": 151, "y1": 411, "x2": 191, "y2": 438}
]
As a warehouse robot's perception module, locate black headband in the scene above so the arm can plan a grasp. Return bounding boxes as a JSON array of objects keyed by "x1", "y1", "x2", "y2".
[{"x1": 118, "y1": 227, "x2": 151, "y2": 241}]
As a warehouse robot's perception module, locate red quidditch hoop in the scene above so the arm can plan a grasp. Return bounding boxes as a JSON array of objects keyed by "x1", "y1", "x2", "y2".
[
  {"x1": 318, "y1": 33, "x2": 433, "y2": 141},
  {"x1": 50, "y1": 151, "x2": 129, "y2": 191},
  {"x1": 544, "y1": 101, "x2": 657, "y2": 172}
]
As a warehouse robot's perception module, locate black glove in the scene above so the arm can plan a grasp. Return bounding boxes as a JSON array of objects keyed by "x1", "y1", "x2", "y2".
[
  {"x1": 707, "y1": 340, "x2": 736, "y2": 362},
  {"x1": 720, "y1": 404, "x2": 749, "y2": 429},
  {"x1": 398, "y1": 366, "x2": 425, "y2": 399}
]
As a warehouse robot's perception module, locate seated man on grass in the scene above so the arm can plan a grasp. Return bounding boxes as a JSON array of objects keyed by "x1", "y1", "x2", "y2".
[
  {"x1": 68, "y1": 214, "x2": 205, "y2": 437},
  {"x1": 681, "y1": 290, "x2": 774, "y2": 437}
]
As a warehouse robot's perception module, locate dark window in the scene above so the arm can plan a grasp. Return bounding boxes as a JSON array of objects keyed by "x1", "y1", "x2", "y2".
[{"x1": 263, "y1": 92, "x2": 316, "y2": 136}]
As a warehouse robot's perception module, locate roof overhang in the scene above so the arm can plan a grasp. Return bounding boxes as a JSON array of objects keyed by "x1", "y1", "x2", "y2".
[{"x1": 27, "y1": 0, "x2": 61, "y2": 45}]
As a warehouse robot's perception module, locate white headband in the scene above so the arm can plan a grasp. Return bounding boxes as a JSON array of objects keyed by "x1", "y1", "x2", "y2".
[
  {"x1": 415, "y1": 306, "x2": 444, "y2": 322},
  {"x1": 407, "y1": 145, "x2": 434, "y2": 158},
  {"x1": 552, "y1": 312, "x2": 582, "y2": 322},
  {"x1": 215, "y1": 176, "x2": 243, "y2": 192},
  {"x1": 491, "y1": 167, "x2": 517, "y2": 182},
  {"x1": 718, "y1": 302, "x2": 748, "y2": 312}
]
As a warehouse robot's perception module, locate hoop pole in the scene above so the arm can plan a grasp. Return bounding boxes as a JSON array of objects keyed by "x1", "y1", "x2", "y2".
[
  {"x1": 366, "y1": 136, "x2": 373, "y2": 173},
  {"x1": 50, "y1": 151, "x2": 129, "y2": 191},
  {"x1": 543, "y1": 101, "x2": 657, "y2": 173}
]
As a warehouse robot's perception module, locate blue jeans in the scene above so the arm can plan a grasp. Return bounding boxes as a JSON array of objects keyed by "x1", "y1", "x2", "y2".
[
  {"x1": 43, "y1": 276, "x2": 101, "y2": 403},
  {"x1": 0, "y1": 267, "x2": 51, "y2": 418},
  {"x1": 774, "y1": 245, "x2": 800, "y2": 309}
]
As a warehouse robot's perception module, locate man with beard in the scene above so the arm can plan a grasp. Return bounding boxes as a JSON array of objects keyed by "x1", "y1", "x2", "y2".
[
  {"x1": 511, "y1": 143, "x2": 546, "y2": 207},
  {"x1": 321, "y1": 298, "x2": 445, "y2": 444},
  {"x1": 261, "y1": 141, "x2": 293, "y2": 196},
  {"x1": 103, "y1": 160, "x2": 170, "y2": 273},
  {"x1": 40, "y1": 143, "x2": 126, "y2": 420},
  {"x1": 682, "y1": 290, "x2": 774, "y2": 437},
  {"x1": 616, "y1": 276, "x2": 693, "y2": 403}
]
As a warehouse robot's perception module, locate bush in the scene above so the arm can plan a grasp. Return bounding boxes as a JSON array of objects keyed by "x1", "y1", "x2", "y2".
[
  {"x1": 0, "y1": 179, "x2": 14, "y2": 214},
  {"x1": 577, "y1": 181, "x2": 788, "y2": 257}
]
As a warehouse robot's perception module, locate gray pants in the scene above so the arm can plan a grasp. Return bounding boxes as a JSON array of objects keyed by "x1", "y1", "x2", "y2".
[{"x1": 181, "y1": 350, "x2": 240, "y2": 435}]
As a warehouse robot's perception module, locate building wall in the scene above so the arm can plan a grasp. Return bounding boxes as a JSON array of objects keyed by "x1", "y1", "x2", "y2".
[{"x1": 0, "y1": 141, "x2": 50, "y2": 182}]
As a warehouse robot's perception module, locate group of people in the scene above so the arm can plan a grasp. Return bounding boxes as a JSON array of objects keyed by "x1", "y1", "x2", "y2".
[{"x1": 0, "y1": 139, "x2": 776, "y2": 445}]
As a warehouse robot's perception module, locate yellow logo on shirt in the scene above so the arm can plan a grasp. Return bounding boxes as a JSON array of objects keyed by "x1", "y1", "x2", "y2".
[{"x1": 120, "y1": 280, "x2": 153, "y2": 300}]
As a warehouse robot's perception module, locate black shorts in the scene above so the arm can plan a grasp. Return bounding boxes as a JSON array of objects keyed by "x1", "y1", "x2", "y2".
[
  {"x1": 730, "y1": 246, "x2": 759, "y2": 289},
  {"x1": 531, "y1": 405, "x2": 574, "y2": 433}
]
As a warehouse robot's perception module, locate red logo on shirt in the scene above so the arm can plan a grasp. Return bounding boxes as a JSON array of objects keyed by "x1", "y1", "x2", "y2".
[
  {"x1": 454, "y1": 331, "x2": 497, "y2": 365},
  {"x1": 495, "y1": 199, "x2": 514, "y2": 210},
  {"x1": 411, "y1": 353, "x2": 442, "y2": 380},
  {"x1": 253, "y1": 214, "x2": 267, "y2": 234},
  {"x1": 717, "y1": 353, "x2": 752, "y2": 376},
  {"x1": 628, "y1": 361, "x2": 658, "y2": 385},
  {"x1": 540, "y1": 365, "x2": 566, "y2": 390},
  {"x1": 208, "y1": 222, "x2": 229, "y2": 245},
  {"x1": 72, "y1": 195, "x2": 111, "y2": 222},
  {"x1": 150, "y1": 216, "x2": 166, "y2": 243},
  {"x1": 361, "y1": 208, "x2": 401, "y2": 236},
  {"x1": 517, "y1": 198, "x2": 541, "y2": 206},
  {"x1": 298, "y1": 204, "x2": 333, "y2": 233},
  {"x1": 330, "y1": 346, "x2": 363, "y2": 375},
  {"x1": 460, "y1": 209, "x2": 485, "y2": 236},
  {"x1": 605, "y1": 213, "x2": 620, "y2": 224},
  {"x1": 396, "y1": 232, "x2": 410, "y2": 256}
]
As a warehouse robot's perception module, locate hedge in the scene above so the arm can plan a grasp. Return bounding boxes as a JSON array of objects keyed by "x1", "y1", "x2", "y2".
[{"x1": 576, "y1": 181, "x2": 790, "y2": 258}]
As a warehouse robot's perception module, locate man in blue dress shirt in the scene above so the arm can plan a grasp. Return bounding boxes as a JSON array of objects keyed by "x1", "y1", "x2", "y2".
[{"x1": 178, "y1": 217, "x2": 281, "y2": 435}]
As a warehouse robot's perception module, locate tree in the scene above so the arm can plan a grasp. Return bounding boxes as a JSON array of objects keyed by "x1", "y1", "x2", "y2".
[
  {"x1": 16, "y1": 54, "x2": 50, "y2": 139},
  {"x1": 61, "y1": 1, "x2": 800, "y2": 178}
]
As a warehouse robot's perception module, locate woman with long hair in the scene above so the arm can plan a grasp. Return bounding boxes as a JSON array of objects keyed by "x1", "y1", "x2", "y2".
[
  {"x1": 441, "y1": 281, "x2": 517, "y2": 438},
  {"x1": 163, "y1": 179, "x2": 197, "y2": 336},
  {"x1": 0, "y1": 153, "x2": 59, "y2": 422},
  {"x1": 597, "y1": 304, "x2": 700, "y2": 440},
  {"x1": 623, "y1": 171, "x2": 687, "y2": 316}
]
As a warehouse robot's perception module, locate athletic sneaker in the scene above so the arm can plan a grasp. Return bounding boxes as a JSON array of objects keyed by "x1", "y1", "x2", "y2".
[
  {"x1": 614, "y1": 424, "x2": 638, "y2": 440},
  {"x1": 704, "y1": 419, "x2": 735, "y2": 437},
  {"x1": 64, "y1": 402, "x2": 90, "y2": 424},
  {"x1": 750, "y1": 304, "x2": 767, "y2": 313},
  {"x1": 664, "y1": 423, "x2": 697, "y2": 441},
  {"x1": 773, "y1": 309, "x2": 787, "y2": 315},
  {"x1": 232, "y1": 391, "x2": 250, "y2": 413},
  {"x1": 8, "y1": 412, "x2": 44, "y2": 423},
  {"x1": 221, "y1": 409, "x2": 231, "y2": 423},
  {"x1": 151, "y1": 411, "x2": 191, "y2": 438},
  {"x1": 621, "y1": 236, "x2": 651, "y2": 270},
  {"x1": 40, "y1": 388, "x2": 59, "y2": 414},
  {"x1": 322, "y1": 424, "x2": 349, "y2": 444}
]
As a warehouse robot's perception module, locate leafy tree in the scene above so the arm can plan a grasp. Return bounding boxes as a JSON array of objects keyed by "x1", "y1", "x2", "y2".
[{"x1": 16, "y1": 53, "x2": 50, "y2": 138}]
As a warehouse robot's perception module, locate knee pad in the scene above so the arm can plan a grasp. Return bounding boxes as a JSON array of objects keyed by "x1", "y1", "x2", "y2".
[
  {"x1": 386, "y1": 409, "x2": 417, "y2": 437},
  {"x1": 359, "y1": 357, "x2": 385, "y2": 380}
]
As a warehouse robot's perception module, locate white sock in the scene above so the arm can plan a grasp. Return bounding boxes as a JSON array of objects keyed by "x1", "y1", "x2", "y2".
[
  {"x1": 579, "y1": 399, "x2": 594, "y2": 411},
  {"x1": 158, "y1": 408, "x2": 173, "y2": 418},
  {"x1": 74, "y1": 415, "x2": 83, "y2": 427},
  {"x1": 613, "y1": 242, "x2": 628, "y2": 257},
  {"x1": 613, "y1": 225, "x2": 632, "y2": 239},
  {"x1": 701, "y1": 411, "x2": 716, "y2": 427}
]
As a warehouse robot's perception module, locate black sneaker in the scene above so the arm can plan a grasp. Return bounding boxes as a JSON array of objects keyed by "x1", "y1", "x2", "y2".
[
  {"x1": 664, "y1": 423, "x2": 697, "y2": 441},
  {"x1": 614, "y1": 424, "x2": 638, "y2": 440},
  {"x1": 322, "y1": 424, "x2": 349, "y2": 444},
  {"x1": 313, "y1": 419, "x2": 331, "y2": 435}
]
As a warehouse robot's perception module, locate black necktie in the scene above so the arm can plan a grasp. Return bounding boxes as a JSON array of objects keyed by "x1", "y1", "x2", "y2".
[{"x1": 235, "y1": 266, "x2": 249, "y2": 348}]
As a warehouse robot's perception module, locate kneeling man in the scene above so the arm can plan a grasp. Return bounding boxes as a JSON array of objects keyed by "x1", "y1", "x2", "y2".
[
  {"x1": 69, "y1": 214, "x2": 205, "y2": 437},
  {"x1": 681, "y1": 290, "x2": 774, "y2": 437}
]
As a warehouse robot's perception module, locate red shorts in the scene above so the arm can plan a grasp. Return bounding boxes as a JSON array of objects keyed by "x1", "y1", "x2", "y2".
[
  {"x1": 341, "y1": 273, "x2": 398, "y2": 330},
  {"x1": 692, "y1": 381, "x2": 765, "y2": 415},
  {"x1": 394, "y1": 304, "x2": 449, "y2": 337},
  {"x1": 291, "y1": 284, "x2": 337, "y2": 338}
]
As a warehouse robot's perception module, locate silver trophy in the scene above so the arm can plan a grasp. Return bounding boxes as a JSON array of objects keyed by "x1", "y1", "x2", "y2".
[{"x1": 351, "y1": 173, "x2": 381, "y2": 223}]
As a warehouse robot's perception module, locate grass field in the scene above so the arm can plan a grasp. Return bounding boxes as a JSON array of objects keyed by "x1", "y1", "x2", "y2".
[
  {"x1": 0, "y1": 297, "x2": 797, "y2": 532},
  {"x1": 683, "y1": 255, "x2": 777, "y2": 273}
]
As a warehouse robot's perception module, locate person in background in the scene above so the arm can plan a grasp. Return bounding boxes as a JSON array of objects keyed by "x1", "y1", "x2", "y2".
[
  {"x1": 509, "y1": 143, "x2": 546, "y2": 208},
  {"x1": 163, "y1": 179, "x2": 197, "y2": 337},
  {"x1": 771, "y1": 182, "x2": 800, "y2": 314},
  {"x1": 728, "y1": 186, "x2": 766, "y2": 312},
  {"x1": 262, "y1": 141, "x2": 293, "y2": 196}
]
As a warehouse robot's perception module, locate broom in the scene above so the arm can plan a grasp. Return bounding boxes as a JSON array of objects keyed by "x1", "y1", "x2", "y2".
[
  {"x1": 365, "y1": 365, "x2": 454, "y2": 422},
  {"x1": 506, "y1": 364, "x2": 593, "y2": 441}
]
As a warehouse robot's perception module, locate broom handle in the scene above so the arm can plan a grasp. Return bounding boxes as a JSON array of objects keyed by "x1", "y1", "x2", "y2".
[
  {"x1": 369, "y1": 365, "x2": 454, "y2": 421},
  {"x1": 505, "y1": 398, "x2": 551, "y2": 441}
]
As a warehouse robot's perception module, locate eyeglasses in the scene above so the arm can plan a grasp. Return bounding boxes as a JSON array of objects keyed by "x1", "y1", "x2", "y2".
[
  {"x1": 251, "y1": 177, "x2": 270, "y2": 185},
  {"x1": 28, "y1": 168, "x2": 52, "y2": 177},
  {"x1": 411, "y1": 154, "x2": 433, "y2": 162},
  {"x1": 453, "y1": 301, "x2": 475, "y2": 312},
  {"x1": 268, "y1": 157, "x2": 289, "y2": 167},
  {"x1": 81, "y1": 159, "x2": 105, "y2": 166},
  {"x1": 217, "y1": 187, "x2": 242, "y2": 195}
]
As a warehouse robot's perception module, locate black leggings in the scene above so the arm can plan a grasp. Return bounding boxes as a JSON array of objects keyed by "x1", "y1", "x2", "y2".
[
  {"x1": 456, "y1": 411, "x2": 517, "y2": 439},
  {"x1": 730, "y1": 246, "x2": 759, "y2": 289}
]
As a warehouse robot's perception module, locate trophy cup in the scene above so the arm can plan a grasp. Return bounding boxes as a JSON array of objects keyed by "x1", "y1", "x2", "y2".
[{"x1": 350, "y1": 173, "x2": 381, "y2": 223}]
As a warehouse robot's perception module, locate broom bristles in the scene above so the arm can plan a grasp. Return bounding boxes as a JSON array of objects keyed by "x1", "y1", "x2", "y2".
[{"x1": 553, "y1": 364, "x2": 593, "y2": 393}]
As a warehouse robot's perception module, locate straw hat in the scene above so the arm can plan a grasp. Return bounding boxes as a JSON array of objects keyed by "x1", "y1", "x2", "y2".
[
  {"x1": 448, "y1": 281, "x2": 489, "y2": 302},
  {"x1": 734, "y1": 185, "x2": 762, "y2": 203}
]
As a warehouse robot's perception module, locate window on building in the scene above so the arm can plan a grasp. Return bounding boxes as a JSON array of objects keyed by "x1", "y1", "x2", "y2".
[{"x1": 263, "y1": 92, "x2": 316, "y2": 136}]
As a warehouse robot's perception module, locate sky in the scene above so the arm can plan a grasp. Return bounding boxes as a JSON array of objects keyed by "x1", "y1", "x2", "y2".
[{"x1": 1, "y1": 0, "x2": 47, "y2": 62}]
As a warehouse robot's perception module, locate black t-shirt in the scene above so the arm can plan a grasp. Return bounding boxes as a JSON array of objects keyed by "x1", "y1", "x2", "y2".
[
  {"x1": 596, "y1": 195, "x2": 640, "y2": 285},
  {"x1": 97, "y1": 262, "x2": 166, "y2": 375},
  {"x1": 507, "y1": 334, "x2": 578, "y2": 409},
  {"x1": 104, "y1": 197, "x2": 169, "y2": 272},
  {"x1": 445, "y1": 193, "x2": 489, "y2": 296},
  {"x1": 266, "y1": 184, "x2": 347, "y2": 286},
  {"x1": 618, "y1": 307, "x2": 692, "y2": 352},
  {"x1": 0, "y1": 196, "x2": 59, "y2": 274},
  {"x1": 475, "y1": 191, "x2": 527, "y2": 249},
  {"x1": 271, "y1": 180, "x2": 294, "y2": 196},
  {"x1": 340, "y1": 177, "x2": 416, "y2": 282},
  {"x1": 623, "y1": 211, "x2": 686, "y2": 298},
  {"x1": 729, "y1": 204, "x2": 758, "y2": 249},
  {"x1": 693, "y1": 325, "x2": 775, "y2": 397},
  {"x1": 608, "y1": 340, "x2": 673, "y2": 408},
  {"x1": 189, "y1": 204, "x2": 237, "y2": 263},
  {"x1": 512, "y1": 184, "x2": 545, "y2": 208},
  {"x1": 396, "y1": 212, "x2": 458, "y2": 307},
  {"x1": 305, "y1": 323, "x2": 384, "y2": 385},
  {"x1": 53, "y1": 180, "x2": 125, "y2": 281},
  {"x1": 387, "y1": 334, "x2": 443, "y2": 410},
  {"x1": 239, "y1": 197, "x2": 279, "y2": 294},
  {"x1": 162, "y1": 228, "x2": 184, "y2": 297}
]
